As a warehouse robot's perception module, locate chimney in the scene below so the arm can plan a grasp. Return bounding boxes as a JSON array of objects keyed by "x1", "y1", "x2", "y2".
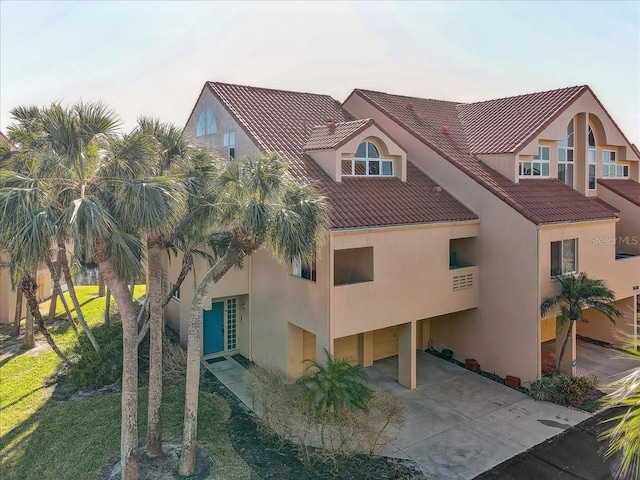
[
  {"x1": 432, "y1": 186, "x2": 443, "y2": 194},
  {"x1": 326, "y1": 119, "x2": 336, "y2": 132},
  {"x1": 406, "y1": 102, "x2": 415, "y2": 111},
  {"x1": 441, "y1": 126, "x2": 449, "y2": 134}
]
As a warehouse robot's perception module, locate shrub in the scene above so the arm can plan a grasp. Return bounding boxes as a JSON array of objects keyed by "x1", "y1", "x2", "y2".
[
  {"x1": 528, "y1": 372, "x2": 598, "y2": 408},
  {"x1": 246, "y1": 362, "x2": 405, "y2": 462},
  {"x1": 66, "y1": 324, "x2": 150, "y2": 389}
]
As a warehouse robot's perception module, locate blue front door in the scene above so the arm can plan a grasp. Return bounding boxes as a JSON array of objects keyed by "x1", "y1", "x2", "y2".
[{"x1": 203, "y1": 301, "x2": 224, "y2": 355}]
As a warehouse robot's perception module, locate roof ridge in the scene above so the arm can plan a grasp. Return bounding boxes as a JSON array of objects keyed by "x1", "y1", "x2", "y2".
[
  {"x1": 460, "y1": 85, "x2": 587, "y2": 108},
  {"x1": 207, "y1": 81, "x2": 338, "y2": 100},
  {"x1": 354, "y1": 88, "x2": 463, "y2": 105}
]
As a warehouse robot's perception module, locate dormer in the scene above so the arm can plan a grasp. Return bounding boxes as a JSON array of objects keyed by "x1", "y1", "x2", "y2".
[{"x1": 303, "y1": 118, "x2": 407, "y2": 182}]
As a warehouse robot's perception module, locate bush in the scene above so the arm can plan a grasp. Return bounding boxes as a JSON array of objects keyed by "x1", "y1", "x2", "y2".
[
  {"x1": 528, "y1": 372, "x2": 599, "y2": 408},
  {"x1": 246, "y1": 362, "x2": 405, "y2": 462},
  {"x1": 66, "y1": 324, "x2": 149, "y2": 389}
]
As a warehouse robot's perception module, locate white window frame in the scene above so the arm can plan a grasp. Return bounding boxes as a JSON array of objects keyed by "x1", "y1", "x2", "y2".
[
  {"x1": 196, "y1": 108, "x2": 217, "y2": 137},
  {"x1": 602, "y1": 150, "x2": 628, "y2": 178},
  {"x1": 292, "y1": 256, "x2": 316, "y2": 282},
  {"x1": 519, "y1": 146, "x2": 550, "y2": 178},
  {"x1": 557, "y1": 120, "x2": 574, "y2": 187},
  {"x1": 342, "y1": 141, "x2": 393, "y2": 177},
  {"x1": 550, "y1": 239, "x2": 577, "y2": 278},
  {"x1": 223, "y1": 131, "x2": 236, "y2": 160},
  {"x1": 588, "y1": 126, "x2": 597, "y2": 190}
]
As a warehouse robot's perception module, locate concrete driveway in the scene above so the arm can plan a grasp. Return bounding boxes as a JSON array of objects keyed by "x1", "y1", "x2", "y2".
[
  {"x1": 366, "y1": 351, "x2": 591, "y2": 480},
  {"x1": 542, "y1": 339, "x2": 639, "y2": 390}
]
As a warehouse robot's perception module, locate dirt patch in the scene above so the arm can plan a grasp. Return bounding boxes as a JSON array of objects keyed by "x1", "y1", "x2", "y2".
[{"x1": 95, "y1": 442, "x2": 210, "y2": 480}]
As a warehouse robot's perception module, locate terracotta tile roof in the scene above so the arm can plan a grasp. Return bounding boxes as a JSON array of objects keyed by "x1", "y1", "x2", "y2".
[
  {"x1": 350, "y1": 88, "x2": 616, "y2": 225},
  {"x1": 598, "y1": 178, "x2": 640, "y2": 207},
  {"x1": 457, "y1": 86, "x2": 587, "y2": 154},
  {"x1": 590, "y1": 197, "x2": 620, "y2": 214},
  {"x1": 304, "y1": 118, "x2": 372, "y2": 151},
  {"x1": 205, "y1": 82, "x2": 478, "y2": 229}
]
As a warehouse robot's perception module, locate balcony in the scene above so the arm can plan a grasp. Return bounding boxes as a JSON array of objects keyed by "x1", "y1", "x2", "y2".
[
  {"x1": 449, "y1": 265, "x2": 479, "y2": 311},
  {"x1": 609, "y1": 253, "x2": 640, "y2": 299}
]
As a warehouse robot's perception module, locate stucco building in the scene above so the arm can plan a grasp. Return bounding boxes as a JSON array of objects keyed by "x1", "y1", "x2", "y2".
[{"x1": 165, "y1": 82, "x2": 640, "y2": 387}]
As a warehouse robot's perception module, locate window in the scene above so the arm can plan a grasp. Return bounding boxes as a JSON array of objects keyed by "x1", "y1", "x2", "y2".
[
  {"x1": 223, "y1": 131, "x2": 236, "y2": 160},
  {"x1": 558, "y1": 120, "x2": 574, "y2": 187},
  {"x1": 196, "y1": 108, "x2": 217, "y2": 137},
  {"x1": 588, "y1": 126, "x2": 596, "y2": 190},
  {"x1": 226, "y1": 298, "x2": 237, "y2": 350},
  {"x1": 334, "y1": 247, "x2": 374, "y2": 285},
  {"x1": 292, "y1": 256, "x2": 317, "y2": 282},
  {"x1": 602, "y1": 150, "x2": 628, "y2": 178},
  {"x1": 170, "y1": 282, "x2": 180, "y2": 301},
  {"x1": 551, "y1": 239, "x2": 577, "y2": 277},
  {"x1": 519, "y1": 146, "x2": 550, "y2": 177},
  {"x1": 341, "y1": 141, "x2": 393, "y2": 177}
]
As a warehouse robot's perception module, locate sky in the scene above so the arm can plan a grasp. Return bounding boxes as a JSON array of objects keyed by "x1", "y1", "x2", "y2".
[{"x1": 1, "y1": 1, "x2": 639, "y2": 144}]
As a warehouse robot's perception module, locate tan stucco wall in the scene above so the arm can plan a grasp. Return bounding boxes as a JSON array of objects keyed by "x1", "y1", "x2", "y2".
[
  {"x1": 163, "y1": 249, "x2": 249, "y2": 354},
  {"x1": 329, "y1": 222, "x2": 479, "y2": 340},
  {"x1": 598, "y1": 186, "x2": 640, "y2": 256},
  {"x1": 185, "y1": 87, "x2": 261, "y2": 160},
  {"x1": 538, "y1": 220, "x2": 640, "y2": 304},
  {"x1": 250, "y1": 243, "x2": 331, "y2": 373},
  {"x1": 478, "y1": 153, "x2": 517, "y2": 182},
  {"x1": 577, "y1": 296, "x2": 637, "y2": 345},
  {"x1": 344, "y1": 93, "x2": 543, "y2": 382}
]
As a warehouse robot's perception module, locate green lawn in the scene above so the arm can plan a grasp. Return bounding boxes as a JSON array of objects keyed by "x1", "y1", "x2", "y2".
[{"x1": 0, "y1": 285, "x2": 255, "y2": 480}]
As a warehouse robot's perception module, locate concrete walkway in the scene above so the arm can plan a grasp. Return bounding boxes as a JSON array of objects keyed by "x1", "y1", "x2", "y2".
[
  {"x1": 202, "y1": 356, "x2": 252, "y2": 408},
  {"x1": 204, "y1": 352, "x2": 592, "y2": 480}
]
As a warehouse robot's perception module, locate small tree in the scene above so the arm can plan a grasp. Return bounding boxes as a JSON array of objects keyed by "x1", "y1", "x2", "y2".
[
  {"x1": 541, "y1": 272, "x2": 621, "y2": 373},
  {"x1": 296, "y1": 349, "x2": 373, "y2": 447},
  {"x1": 179, "y1": 153, "x2": 329, "y2": 476}
]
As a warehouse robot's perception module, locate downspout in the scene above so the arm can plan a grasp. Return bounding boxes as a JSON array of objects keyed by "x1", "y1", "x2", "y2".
[
  {"x1": 328, "y1": 233, "x2": 333, "y2": 356},
  {"x1": 249, "y1": 255, "x2": 253, "y2": 360},
  {"x1": 536, "y1": 224, "x2": 541, "y2": 380}
]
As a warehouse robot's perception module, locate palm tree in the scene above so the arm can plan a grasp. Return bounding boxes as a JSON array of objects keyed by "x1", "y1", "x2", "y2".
[
  {"x1": 3, "y1": 101, "x2": 169, "y2": 480},
  {"x1": 603, "y1": 367, "x2": 640, "y2": 479},
  {"x1": 540, "y1": 272, "x2": 621, "y2": 373},
  {"x1": 178, "y1": 153, "x2": 329, "y2": 475},
  {"x1": 134, "y1": 117, "x2": 190, "y2": 458},
  {"x1": 296, "y1": 349, "x2": 372, "y2": 447}
]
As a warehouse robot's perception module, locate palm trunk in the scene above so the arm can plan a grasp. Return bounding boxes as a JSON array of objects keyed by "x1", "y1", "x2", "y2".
[
  {"x1": 97, "y1": 255, "x2": 140, "y2": 480},
  {"x1": 46, "y1": 258, "x2": 77, "y2": 332},
  {"x1": 146, "y1": 235, "x2": 164, "y2": 457},
  {"x1": 556, "y1": 319, "x2": 574, "y2": 374},
  {"x1": 98, "y1": 270, "x2": 106, "y2": 297},
  {"x1": 23, "y1": 304, "x2": 35, "y2": 348},
  {"x1": 130, "y1": 278, "x2": 136, "y2": 299},
  {"x1": 12, "y1": 290, "x2": 23, "y2": 336},
  {"x1": 58, "y1": 241, "x2": 100, "y2": 354},
  {"x1": 105, "y1": 288, "x2": 111, "y2": 326},
  {"x1": 162, "y1": 251, "x2": 193, "y2": 308},
  {"x1": 47, "y1": 253, "x2": 62, "y2": 322},
  {"x1": 179, "y1": 246, "x2": 243, "y2": 476},
  {"x1": 20, "y1": 274, "x2": 69, "y2": 365}
]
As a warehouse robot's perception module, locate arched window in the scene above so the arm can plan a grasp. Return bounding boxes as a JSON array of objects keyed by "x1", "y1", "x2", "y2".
[
  {"x1": 588, "y1": 125, "x2": 596, "y2": 190},
  {"x1": 558, "y1": 119, "x2": 574, "y2": 187},
  {"x1": 196, "y1": 108, "x2": 217, "y2": 137},
  {"x1": 342, "y1": 141, "x2": 393, "y2": 176}
]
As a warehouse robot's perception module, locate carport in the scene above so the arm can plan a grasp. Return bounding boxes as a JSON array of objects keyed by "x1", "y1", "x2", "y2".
[
  {"x1": 364, "y1": 351, "x2": 590, "y2": 480},
  {"x1": 542, "y1": 339, "x2": 638, "y2": 389}
]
